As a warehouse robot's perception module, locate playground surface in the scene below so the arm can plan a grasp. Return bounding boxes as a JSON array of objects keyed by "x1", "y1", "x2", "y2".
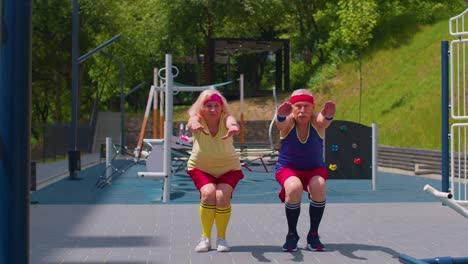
[{"x1": 30, "y1": 159, "x2": 468, "y2": 264}]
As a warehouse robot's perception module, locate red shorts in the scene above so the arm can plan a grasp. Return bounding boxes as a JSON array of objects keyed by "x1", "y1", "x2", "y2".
[
  {"x1": 187, "y1": 168, "x2": 244, "y2": 190},
  {"x1": 275, "y1": 167, "x2": 328, "y2": 202}
]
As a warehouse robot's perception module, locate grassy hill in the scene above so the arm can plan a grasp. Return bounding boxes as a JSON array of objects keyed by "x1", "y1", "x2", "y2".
[
  {"x1": 173, "y1": 18, "x2": 454, "y2": 150},
  {"x1": 330, "y1": 19, "x2": 452, "y2": 150}
]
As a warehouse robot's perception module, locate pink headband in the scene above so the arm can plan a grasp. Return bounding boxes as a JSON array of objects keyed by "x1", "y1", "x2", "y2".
[
  {"x1": 204, "y1": 93, "x2": 224, "y2": 106},
  {"x1": 290, "y1": 94, "x2": 314, "y2": 105}
]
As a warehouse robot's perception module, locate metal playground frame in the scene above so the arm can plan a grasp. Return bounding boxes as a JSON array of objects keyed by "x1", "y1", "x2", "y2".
[
  {"x1": 399, "y1": 8, "x2": 468, "y2": 264},
  {"x1": 135, "y1": 54, "x2": 242, "y2": 202}
]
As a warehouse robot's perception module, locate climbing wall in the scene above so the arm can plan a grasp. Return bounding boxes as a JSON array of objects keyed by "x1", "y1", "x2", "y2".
[{"x1": 325, "y1": 120, "x2": 372, "y2": 179}]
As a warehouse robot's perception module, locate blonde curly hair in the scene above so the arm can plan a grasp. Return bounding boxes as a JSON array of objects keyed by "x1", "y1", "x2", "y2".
[{"x1": 188, "y1": 88, "x2": 233, "y2": 117}]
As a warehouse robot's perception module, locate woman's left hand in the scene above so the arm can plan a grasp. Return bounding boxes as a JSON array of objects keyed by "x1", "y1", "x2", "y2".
[{"x1": 221, "y1": 125, "x2": 240, "y2": 139}]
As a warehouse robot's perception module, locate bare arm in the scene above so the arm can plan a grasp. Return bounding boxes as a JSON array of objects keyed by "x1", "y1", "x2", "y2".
[{"x1": 187, "y1": 115, "x2": 209, "y2": 135}]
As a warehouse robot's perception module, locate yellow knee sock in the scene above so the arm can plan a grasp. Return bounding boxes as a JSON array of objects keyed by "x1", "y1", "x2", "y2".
[
  {"x1": 215, "y1": 206, "x2": 231, "y2": 239},
  {"x1": 199, "y1": 202, "x2": 215, "y2": 238}
]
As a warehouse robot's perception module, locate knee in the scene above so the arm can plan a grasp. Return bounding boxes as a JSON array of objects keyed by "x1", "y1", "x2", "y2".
[
  {"x1": 216, "y1": 192, "x2": 231, "y2": 207},
  {"x1": 308, "y1": 177, "x2": 326, "y2": 200},
  {"x1": 284, "y1": 181, "x2": 303, "y2": 202},
  {"x1": 285, "y1": 179, "x2": 303, "y2": 193},
  {"x1": 216, "y1": 187, "x2": 233, "y2": 207},
  {"x1": 200, "y1": 187, "x2": 216, "y2": 204}
]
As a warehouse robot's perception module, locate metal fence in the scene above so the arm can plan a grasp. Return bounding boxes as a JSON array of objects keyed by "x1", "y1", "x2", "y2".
[
  {"x1": 40, "y1": 123, "x2": 94, "y2": 161},
  {"x1": 449, "y1": 11, "x2": 468, "y2": 205}
]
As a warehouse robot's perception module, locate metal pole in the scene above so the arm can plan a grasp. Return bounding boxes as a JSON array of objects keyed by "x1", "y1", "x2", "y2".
[
  {"x1": 372, "y1": 123, "x2": 378, "y2": 191},
  {"x1": 268, "y1": 86, "x2": 277, "y2": 151},
  {"x1": 153, "y1": 69, "x2": 158, "y2": 139},
  {"x1": 78, "y1": 34, "x2": 121, "y2": 63},
  {"x1": 119, "y1": 61, "x2": 125, "y2": 153},
  {"x1": 71, "y1": 0, "x2": 78, "y2": 151},
  {"x1": 126, "y1": 81, "x2": 146, "y2": 97},
  {"x1": 100, "y1": 51, "x2": 125, "y2": 153},
  {"x1": 106, "y1": 137, "x2": 112, "y2": 181},
  {"x1": 0, "y1": 0, "x2": 31, "y2": 262},
  {"x1": 358, "y1": 52, "x2": 362, "y2": 124},
  {"x1": 163, "y1": 54, "x2": 174, "y2": 202},
  {"x1": 441, "y1": 41, "x2": 449, "y2": 192},
  {"x1": 398, "y1": 254, "x2": 432, "y2": 264},
  {"x1": 70, "y1": 22, "x2": 119, "y2": 177},
  {"x1": 68, "y1": 0, "x2": 81, "y2": 179},
  {"x1": 240, "y1": 74, "x2": 244, "y2": 145}
]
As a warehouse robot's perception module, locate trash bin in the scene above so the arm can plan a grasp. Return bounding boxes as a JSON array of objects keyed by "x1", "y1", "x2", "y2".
[
  {"x1": 30, "y1": 161, "x2": 36, "y2": 191},
  {"x1": 68, "y1": 150, "x2": 81, "y2": 179},
  {"x1": 100, "y1": 143, "x2": 106, "y2": 162}
]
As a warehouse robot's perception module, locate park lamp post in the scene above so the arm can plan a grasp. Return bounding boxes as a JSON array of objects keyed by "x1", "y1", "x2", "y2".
[{"x1": 70, "y1": 0, "x2": 121, "y2": 179}]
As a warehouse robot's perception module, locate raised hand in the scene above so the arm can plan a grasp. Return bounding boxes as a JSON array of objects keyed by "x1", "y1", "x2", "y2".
[
  {"x1": 190, "y1": 120, "x2": 209, "y2": 135},
  {"x1": 221, "y1": 125, "x2": 240, "y2": 139},
  {"x1": 321, "y1": 101, "x2": 336, "y2": 118},
  {"x1": 277, "y1": 102, "x2": 293, "y2": 117}
]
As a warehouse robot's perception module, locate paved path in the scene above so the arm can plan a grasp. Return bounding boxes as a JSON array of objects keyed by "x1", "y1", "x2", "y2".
[
  {"x1": 31, "y1": 203, "x2": 468, "y2": 264},
  {"x1": 35, "y1": 153, "x2": 100, "y2": 190},
  {"x1": 29, "y1": 159, "x2": 468, "y2": 263}
]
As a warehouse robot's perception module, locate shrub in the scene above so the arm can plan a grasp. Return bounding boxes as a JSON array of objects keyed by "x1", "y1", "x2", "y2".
[
  {"x1": 289, "y1": 62, "x2": 314, "y2": 90},
  {"x1": 307, "y1": 63, "x2": 337, "y2": 93}
]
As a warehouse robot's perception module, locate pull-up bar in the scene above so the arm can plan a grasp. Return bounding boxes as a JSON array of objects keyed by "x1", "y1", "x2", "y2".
[
  {"x1": 78, "y1": 34, "x2": 121, "y2": 63},
  {"x1": 70, "y1": 0, "x2": 120, "y2": 180}
]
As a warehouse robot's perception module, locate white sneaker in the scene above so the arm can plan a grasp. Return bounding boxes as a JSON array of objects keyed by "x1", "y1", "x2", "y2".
[
  {"x1": 194, "y1": 236, "x2": 211, "y2": 252},
  {"x1": 216, "y1": 237, "x2": 231, "y2": 252}
]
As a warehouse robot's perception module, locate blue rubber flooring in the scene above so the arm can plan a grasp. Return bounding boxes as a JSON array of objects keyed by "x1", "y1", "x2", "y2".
[{"x1": 31, "y1": 160, "x2": 444, "y2": 204}]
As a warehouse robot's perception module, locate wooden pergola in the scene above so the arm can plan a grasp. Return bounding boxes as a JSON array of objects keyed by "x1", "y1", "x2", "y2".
[{"x1": 204, "y1": 38, "x2": 290, "y2": 92}]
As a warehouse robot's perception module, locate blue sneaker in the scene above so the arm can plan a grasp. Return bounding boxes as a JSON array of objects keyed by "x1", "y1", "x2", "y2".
[
  {"x1": 282, "y1": 233, "x2": 300, "y2": 252},
  {"x1": 307, "y1": 232, "x2": 325, "y2": 251}
]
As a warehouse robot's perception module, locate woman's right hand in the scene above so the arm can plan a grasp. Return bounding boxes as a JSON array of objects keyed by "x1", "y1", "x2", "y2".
[{"x1": 190, "y1": 121, "x2": 209, "y2": 135}]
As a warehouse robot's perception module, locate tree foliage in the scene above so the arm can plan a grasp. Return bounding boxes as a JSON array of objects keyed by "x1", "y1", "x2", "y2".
[
  {"x1": 31, "y1": 0, "x2": 467, "y2": 140},
  {"x1": 337, "y1": 0, "x2": 378, "y2": 52}
]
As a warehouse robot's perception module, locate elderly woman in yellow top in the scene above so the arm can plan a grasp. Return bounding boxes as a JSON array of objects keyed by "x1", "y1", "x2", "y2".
[{"x1": 186, "y1": 88, "x2": 244, "y2": 253}]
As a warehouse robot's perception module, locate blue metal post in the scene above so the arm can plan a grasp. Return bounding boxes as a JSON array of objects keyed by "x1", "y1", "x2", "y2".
[
  {"x1": 441, "y1": 41, "x2": 449, "y2": 192},
  {"x1": 0, "y1": 0, "x2": 32, "y2": 263},
  {"x1": 399, "y1": 254, "x2": 431, "y2": 264}
]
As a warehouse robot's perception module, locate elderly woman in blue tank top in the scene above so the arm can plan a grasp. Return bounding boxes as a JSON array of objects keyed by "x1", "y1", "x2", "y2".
[{"x1": 275, "y1": 89, "x2": 336, "y2": 252}]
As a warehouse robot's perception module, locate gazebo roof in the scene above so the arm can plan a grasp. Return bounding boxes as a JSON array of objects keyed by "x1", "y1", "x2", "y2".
[{"x1": 213, "y1": 38, "x2": 287, "y2": 64}]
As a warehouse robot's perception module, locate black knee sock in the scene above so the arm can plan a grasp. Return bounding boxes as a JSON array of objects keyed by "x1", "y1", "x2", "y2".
[
  {"x1": 308, "y1": 199, "x2": 326, "y2": 235},
  {"x1": 285, "y1": 202, "x2": 301, "y2": 235}
]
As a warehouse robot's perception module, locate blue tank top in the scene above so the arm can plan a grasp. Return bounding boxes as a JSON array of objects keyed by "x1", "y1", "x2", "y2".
[{"x1": 275, "y1": 122, "x2": 325, "y2": 172}]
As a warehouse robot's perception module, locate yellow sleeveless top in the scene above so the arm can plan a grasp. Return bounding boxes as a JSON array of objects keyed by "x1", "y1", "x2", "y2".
[{"x1": 187, "y1": 114, "x2": 241, "y2": 177}]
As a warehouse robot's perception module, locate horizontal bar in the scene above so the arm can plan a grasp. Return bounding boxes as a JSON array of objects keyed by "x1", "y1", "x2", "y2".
[
  {"x1": 424, "y1": 184, "x2": 468, "y2": 218},
  {"x1": 78, "y1": 34, "x2": 121, "y2": 63},
  {"x1": 423, "y1": 184, "x2": 453, "y2": 199},
  {"x1": 137, "y1": 172, "x2": 166, "y2": 178}
]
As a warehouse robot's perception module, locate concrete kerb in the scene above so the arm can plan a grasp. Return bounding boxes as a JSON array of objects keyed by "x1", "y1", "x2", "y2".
[{"x1": 35, "y1": 153, "x2": 101, "y2": 190}]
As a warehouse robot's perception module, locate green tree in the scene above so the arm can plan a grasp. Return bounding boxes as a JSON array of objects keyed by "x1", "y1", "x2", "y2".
[
  {"x1": 283, "y1": 0, "x2": 331, "y2": 64},
  {"x1": 336, "y1": 0, "x2": 378, "y2": 123},
  {"x1": 217, "y1": 0, "x2": 286, "y2": 93},
  {"x1": 32, "y1": 0, "x2": 72, "y2": 133},
  {"x1": 32, "y1": 0, "x2": 123, "y2": 136}
]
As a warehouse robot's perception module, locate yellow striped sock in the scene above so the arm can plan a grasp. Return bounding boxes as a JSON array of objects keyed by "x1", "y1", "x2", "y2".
[
  {"x1": 199, "y1": 202, "x2": 215, "y2": 238},
  {"x1": 215, "y1": 206, "x2": 231, "y2": 239}
]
